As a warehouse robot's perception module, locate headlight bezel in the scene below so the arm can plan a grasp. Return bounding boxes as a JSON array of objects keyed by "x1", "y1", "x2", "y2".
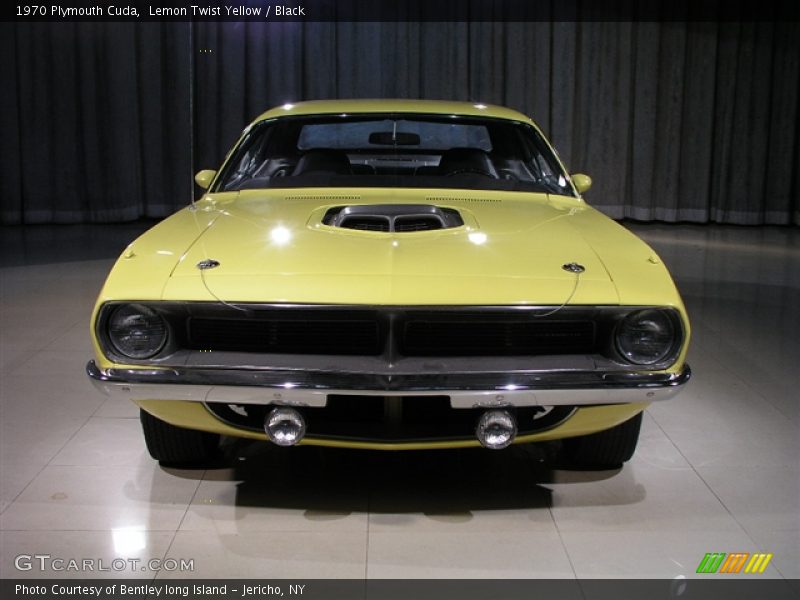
[
  {"x1": 614, "y1": 307, "x2": 683, "y2": 367},
  {"x1": 99, "y1": 302, "x2": 171, "y2": 361}
]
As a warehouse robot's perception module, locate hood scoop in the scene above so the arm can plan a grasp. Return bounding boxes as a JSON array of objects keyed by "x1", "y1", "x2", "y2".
[{"x1": 322, "y1": 204, "x2": 464, "y2": 233}]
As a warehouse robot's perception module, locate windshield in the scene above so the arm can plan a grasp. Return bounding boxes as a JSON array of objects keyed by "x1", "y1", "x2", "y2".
[{"x1": 214, "y1": 114, "x2": 574, "y2": 196}]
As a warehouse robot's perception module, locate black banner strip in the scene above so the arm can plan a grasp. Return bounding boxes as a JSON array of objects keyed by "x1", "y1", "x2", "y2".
[
  {"x1": 3, "y1": 579, "x2": 800, "y2": 600},
  {"x1": 6, "y1": 0, "x2": 800, "y2": 23}
]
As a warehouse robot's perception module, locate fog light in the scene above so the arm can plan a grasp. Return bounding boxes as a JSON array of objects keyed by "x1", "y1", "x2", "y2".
[
  {"x1": 476, "y1": 409, "x2": 517, "y2": 450},
  {"x1": 264, "y1": 407, "x2": 306, "y2": 446}
]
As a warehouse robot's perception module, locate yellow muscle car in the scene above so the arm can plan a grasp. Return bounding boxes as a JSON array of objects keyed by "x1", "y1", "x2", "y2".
[{"x1": 87, "y1": 99, "x2": 690, "y2": 467}]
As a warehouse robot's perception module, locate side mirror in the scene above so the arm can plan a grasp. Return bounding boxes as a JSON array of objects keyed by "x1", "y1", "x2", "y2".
[
  {"x1": 571, "y1": 173, "x2": 592, "y2": 195},
  {"x1": 194, "y1": 169, "x2": 217, "y2": 190}
]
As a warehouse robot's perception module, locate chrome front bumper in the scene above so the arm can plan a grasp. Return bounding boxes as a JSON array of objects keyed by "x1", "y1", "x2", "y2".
[{"x1": 86, "y1": 360, "x2": 691, "y2": 409}]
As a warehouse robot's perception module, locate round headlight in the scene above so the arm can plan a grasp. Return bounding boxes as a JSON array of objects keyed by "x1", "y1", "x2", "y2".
[
  {"x1": 616, "y1": 309, "x2": 676, "y2": 365},
  {"x1": 107, "y1": 304, "x2": 167, "y2": 359}
]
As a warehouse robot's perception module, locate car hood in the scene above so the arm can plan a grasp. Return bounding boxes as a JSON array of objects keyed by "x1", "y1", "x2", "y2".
[
  {"x1": 157, "y1": 188, "x2": 624, "y2": 305},
  {"x1": 101, "y1": 188, "x2": 681, "y2": 308}
]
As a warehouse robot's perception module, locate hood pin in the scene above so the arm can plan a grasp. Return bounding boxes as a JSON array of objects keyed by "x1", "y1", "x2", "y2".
[
  {"x1": 562, "y1": 262, "x2": 585, "y2": 273},
  {"x1": 197, "y1": 259, "x2": 221, "y2": 270}
]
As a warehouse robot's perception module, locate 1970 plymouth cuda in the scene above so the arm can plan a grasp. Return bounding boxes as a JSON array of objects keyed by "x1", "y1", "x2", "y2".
[{"x1": 87, "y1": 99, "x2": 690, "y2": 467}]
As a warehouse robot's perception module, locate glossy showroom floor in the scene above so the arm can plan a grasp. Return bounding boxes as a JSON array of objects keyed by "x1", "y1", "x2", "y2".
[{"x1": 0, "y1": 222, "x2": 798, "y2": 580}]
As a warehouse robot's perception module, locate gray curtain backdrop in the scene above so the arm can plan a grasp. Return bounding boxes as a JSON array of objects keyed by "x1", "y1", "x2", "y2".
[{"x1": 3, "y1": 21, "x2": 799, "y2": 225}]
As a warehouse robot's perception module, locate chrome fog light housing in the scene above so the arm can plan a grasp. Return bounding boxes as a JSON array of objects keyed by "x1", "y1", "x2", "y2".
[
  {"x1": 107, "y1": 303, "x2": 167, "y2": 359},
  {"x1": 264, "y1": 407, "x2": 307, "y2": 446},
  {"x1": 476, "y1": 409, "x2": 517, "y2": 450},
  {"x1": 616, "y1": 308, "x2": 677, "y2": 365}
]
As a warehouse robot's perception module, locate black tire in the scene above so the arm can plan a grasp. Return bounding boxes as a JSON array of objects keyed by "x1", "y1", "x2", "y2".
[
  {"x1": 140, "y1": 409, "x2": 220, "y2": 465},
  {"x1": 563, "y1": 411, "x2": 643, "y2": 469}
]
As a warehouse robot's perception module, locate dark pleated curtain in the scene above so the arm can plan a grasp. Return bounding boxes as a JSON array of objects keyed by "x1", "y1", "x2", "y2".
[
  {"x1": 2, "y1": 22, "x2": 193, "y2": 223},
  {"x1": 2, "y1": 20, "x2": 799, "y2": 225}
]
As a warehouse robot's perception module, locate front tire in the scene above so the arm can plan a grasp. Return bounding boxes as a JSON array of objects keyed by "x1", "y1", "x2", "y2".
[
  {"x1": 140, "y1": 409, "x2": 220, "y2": 465},
  {"x1": 563, "y1": 411, "x2": 643, "y2": 469}
]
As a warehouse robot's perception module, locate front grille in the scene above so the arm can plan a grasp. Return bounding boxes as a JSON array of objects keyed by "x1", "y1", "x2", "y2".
[
  {"x1": 99, "y1": 302, "x2": 627, "y2": 361},
  {"x1": 205, "y1": 398, "x2": 576, "y2": 442},
  {"x1": 183, "y1": 311, "x2": 598, "y2": 357},
  {"x1": 187, "y1": 316, "x2": 382, "y2": 355},
  {"x1": 401, "y1": 319, "x2": 597, "y2": 356}
]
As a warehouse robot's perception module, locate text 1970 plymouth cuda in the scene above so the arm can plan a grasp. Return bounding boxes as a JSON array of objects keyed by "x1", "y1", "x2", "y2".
[{"x1": 87, "y1": 99, "x2": 690, "y2": 468}]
